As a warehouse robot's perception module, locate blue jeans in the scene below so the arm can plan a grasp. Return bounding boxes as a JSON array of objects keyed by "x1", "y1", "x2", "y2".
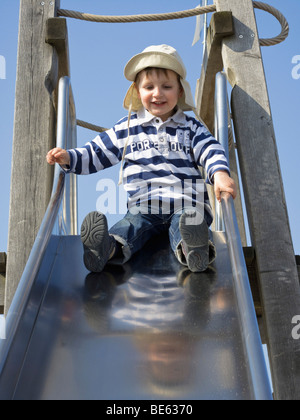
[{"x1": 109, "y1": 210, "x2": 216, "y2": 267}]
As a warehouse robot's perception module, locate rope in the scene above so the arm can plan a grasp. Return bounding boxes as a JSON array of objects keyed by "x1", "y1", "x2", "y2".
[
  {"x1": 68, "y1": 2, "x2": 289, "y2": 133},
  {"x1": 77, "y1": 119, "x2": 107, "y2": 133},
  {"x1": 57, "y1": 2, "x2": 289, "y2": 47},
  {"x1": 253, "y1": 1, "x2": 289, "y2": 47},
  {"x1": 58, "y1": 4, "x2": 217, "y2": 23}
]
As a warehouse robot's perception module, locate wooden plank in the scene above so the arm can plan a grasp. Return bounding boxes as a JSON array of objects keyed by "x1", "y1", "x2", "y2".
[
  {"x1": 195, "y1": 11, "x2": 234, "y2": 133},
  {"x1": 5, "y1": 0, "x2": 60, "y2": 314},
  {"x1": 46, "y1": 18, "x2": 71, "y2": 85},
  {"x1": 243, "y1": 247, "x2": 262, "y2": 315},
  {"x1": 296, "y1": 256, "x2": 300, "y2": 281},
  {"x1": 0, "y1": 253, "x2": 5, "y2": 314},
  {"x1": 0, "y1": 274, "x2": 4, "y2": 314},
  {"x1": 0, "y1": 253, "x2": 6, "y2": 274},
  {"x1": 215, "y1": 0, "x2": 300, "y2": 400}
]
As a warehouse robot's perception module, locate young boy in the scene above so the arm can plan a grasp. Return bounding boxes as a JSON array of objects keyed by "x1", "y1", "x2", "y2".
[{"x1": 47, "y1": 45, "x2": 236, "y2": 273}]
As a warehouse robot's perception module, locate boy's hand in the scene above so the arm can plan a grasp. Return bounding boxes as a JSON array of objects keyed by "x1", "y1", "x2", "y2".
[
  {"x1": 214, "y1": 171, "x2": 237, "y2": 202},
  {"x1": 46, "y1": 148, "x2": 70, "y2": 166}
]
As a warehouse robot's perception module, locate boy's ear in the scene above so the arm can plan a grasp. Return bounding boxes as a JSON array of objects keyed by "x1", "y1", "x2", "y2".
[{"x1": 179, "y1": 85, "x2": 184, "y2": 98}]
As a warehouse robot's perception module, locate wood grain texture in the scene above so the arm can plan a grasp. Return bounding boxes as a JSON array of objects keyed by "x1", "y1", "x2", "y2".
[{"x1": 5, "y1": 0, "x2": 60, "y2": 313}]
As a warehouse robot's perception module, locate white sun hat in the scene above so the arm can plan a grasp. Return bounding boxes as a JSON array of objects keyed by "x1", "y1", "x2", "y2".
[{"x1": 123, "y1": 44, "x2": 196, "y2": 112}]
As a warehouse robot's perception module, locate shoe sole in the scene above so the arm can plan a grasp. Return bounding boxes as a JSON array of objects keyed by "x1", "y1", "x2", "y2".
[
  {"x1": 179, "y1": 210, "x2": 208, "y2": 248},
  {"x1": 81, "y1": 212, "x2": 111, "y2": 272},
  {"x1": 185, "y1": 251, "x2": 209, "y2": 273},
  {"x1": 179, "y1": 210, "x2": 209, "y2": 272}
]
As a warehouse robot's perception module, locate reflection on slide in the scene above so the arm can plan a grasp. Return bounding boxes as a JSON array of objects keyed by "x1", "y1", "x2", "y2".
[{"x1": 0, "y1": 231, "x2": 270, "y2": 400}]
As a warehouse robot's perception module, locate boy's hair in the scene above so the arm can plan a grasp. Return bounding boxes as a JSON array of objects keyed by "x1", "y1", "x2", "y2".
[{"x1": 135, "y1": 67, "x2": 181, "y2": 87}]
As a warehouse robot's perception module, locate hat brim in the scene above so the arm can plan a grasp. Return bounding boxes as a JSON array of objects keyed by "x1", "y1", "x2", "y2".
[
  {"x1": 124, "y1": 51, "x2": 187, "y2": 81},
  {"x1": 123, "y1": 79, "x2": 195, "y2": 112}
]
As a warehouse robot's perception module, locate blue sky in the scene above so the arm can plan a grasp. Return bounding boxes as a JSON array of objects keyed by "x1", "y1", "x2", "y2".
[{"x1": 0, "y1": 0, "x2": 299, "y2": 256}]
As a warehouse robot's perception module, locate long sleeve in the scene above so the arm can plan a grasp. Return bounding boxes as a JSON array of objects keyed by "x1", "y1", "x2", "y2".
[
  {"x1": 66, "y1": 127, "x2": 123, "y2": 175},
  {"x1": 191, "y1": 123, "x2": 230, "y2": 184}
]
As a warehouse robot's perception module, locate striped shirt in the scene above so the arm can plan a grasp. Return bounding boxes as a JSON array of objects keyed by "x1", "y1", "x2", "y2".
[{"x1": 66, "y1": 108, "x2": 230, "y2": 225}]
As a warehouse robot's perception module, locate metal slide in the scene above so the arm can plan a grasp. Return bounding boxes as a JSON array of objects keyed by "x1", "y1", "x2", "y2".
[{"x1": 0, "y1": 76, "x2": 273, "y2": 400}]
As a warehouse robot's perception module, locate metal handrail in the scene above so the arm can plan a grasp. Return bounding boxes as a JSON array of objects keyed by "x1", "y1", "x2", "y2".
[
  {"x1": 57, "y1": 77, "x2": 78, "y2": 235},
  {"x1": 0, "y1": 77, "x2": 77, "y2": 388},
  {"x1": 214, "y1": 72, "x2": 229, "y2": 231},
  {"x1": 215, "y1": 71, "x2": 272, "y2": 400},
  {"x1": 221, "y1": 192, "x2": 273, "y2": 400}
]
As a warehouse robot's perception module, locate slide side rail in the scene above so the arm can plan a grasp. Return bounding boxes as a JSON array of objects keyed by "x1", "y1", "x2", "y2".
[{"x1": 0, "y1": 77, "x2": 76, "y2": 397}]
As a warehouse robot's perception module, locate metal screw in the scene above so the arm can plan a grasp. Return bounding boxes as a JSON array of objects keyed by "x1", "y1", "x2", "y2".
[
  {"x1": 40, "y1": 1, "x2": 45, "y2": 5},
  {"x1": 239, "y1": 35, "x2": 244, "y2": 39}
]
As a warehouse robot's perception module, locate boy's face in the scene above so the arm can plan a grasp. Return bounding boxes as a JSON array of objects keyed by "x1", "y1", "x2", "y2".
[{"x1": 136, "y1": 69, "x2": 183, "y2": 122}]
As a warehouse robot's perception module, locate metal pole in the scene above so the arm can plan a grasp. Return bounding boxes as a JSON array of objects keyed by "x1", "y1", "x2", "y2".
[
  {"x1": 214, "y1": 72, "x2": 229, "y2": 231},
  {"x1": 57, "y1": 77, "x2": 78, "y2": 235},
  {"x1": 215, "y1": 0, "x2": 300, "y2": 399},
  {"x1": 221, "y1": 192, "x2": 273, "y2": 400},
  {"x1": 215, "y1": 72, "x2": 229, "y2": 158},
  {"x1": 202, "y1": 0, "x2": 208, "y2": 58},
  {"x1": 215, "y1": 71, "x2": 272, "y2": 399}
]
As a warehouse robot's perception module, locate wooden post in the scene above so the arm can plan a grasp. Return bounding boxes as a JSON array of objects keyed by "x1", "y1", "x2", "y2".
[
  {"x1": 215, "y1": 0, "x2": 300, "y2": 400},
  {"x1": 46, "y1": 17, "x2": 71, "y2": 101},
  {"x1": 5, "y1": 0, "x2": 60, "y2": 313},
  {"x1": 195, "y1": 11, "x2": 234, "y2": 134}
]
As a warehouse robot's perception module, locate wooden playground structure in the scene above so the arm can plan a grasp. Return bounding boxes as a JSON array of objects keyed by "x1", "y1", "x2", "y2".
[{"x1": 2, "y1": 0, "x2": 300, "y2": 400}]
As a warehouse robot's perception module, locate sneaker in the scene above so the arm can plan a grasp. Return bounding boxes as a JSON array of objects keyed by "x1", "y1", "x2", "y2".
[
  {"x1": 81, "y1": 212, "x2": 116, "y2": 272},
  {"x1": 179, "y1": 210, "x2": 210, "y2": 273}
]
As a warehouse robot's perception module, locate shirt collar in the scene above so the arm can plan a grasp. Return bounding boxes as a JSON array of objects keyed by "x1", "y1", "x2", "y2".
[{"x1": 137, "y1": 107, "x2": 187, "y2": 126}]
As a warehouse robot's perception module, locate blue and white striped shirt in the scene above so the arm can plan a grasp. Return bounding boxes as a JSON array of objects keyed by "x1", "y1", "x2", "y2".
[{"x1": 67, "y1": 108, "x2": 230, "y2": 225}]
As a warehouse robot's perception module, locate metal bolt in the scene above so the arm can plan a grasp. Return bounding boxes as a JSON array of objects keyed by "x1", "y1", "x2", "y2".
[
  {"x1": 41, "y1": 1, "x2": 45, "y2": 5},
  {"x1": 239, "y1": 35, "x2": 244, "y2": 39}
]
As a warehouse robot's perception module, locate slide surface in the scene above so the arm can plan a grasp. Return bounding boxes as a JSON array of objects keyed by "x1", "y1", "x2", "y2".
[{"x1": 3, "y1": 232, "x2": 254, "y2": 400}]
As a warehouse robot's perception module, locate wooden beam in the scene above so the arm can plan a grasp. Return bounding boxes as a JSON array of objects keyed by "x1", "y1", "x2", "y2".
[
  {"x1": 46, "y1": 18, "x2": 70, "y2": 83},
  {"x1": 45, "y1": 17, "x2": 72, "y2": 121},
  {"x1": 0, "y1": 253, "x2": 6, "y2": 274},
  {"x1": 5, "y1": 0, "x2": 60, "y2": 314},
  {"x1": 215, "y1": 0, "x2": 300, "y2": 400},
  {"x1": 0, "y1": 275, "x2": 4, "y2": 314},
  {"x1": 195, "y1": 11, "x2": 234, "y2": 133},
  {"x1": 0, "y1": 253, "x2": 5, "y2": 315},
  {"x1": 243, "y1": 247, "x2": 262, "y2": 315}
]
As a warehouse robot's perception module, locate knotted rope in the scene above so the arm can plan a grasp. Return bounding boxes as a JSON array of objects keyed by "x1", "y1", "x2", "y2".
[
  {"x1": 58, "y1": 2, "x2": 289, "y2": 47},
  {"x1": 58, "y1": 4, "x2": 216, "y2": 24},
  {"x1": 62, "y1": 2, "x2": 289, "y2": 132},
  {"x1": 253, "y1": 1, "x2": 289, "y2": 47},
  {"x1": 77, "y1": 119, "x2": 107, "y2": 133}
]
